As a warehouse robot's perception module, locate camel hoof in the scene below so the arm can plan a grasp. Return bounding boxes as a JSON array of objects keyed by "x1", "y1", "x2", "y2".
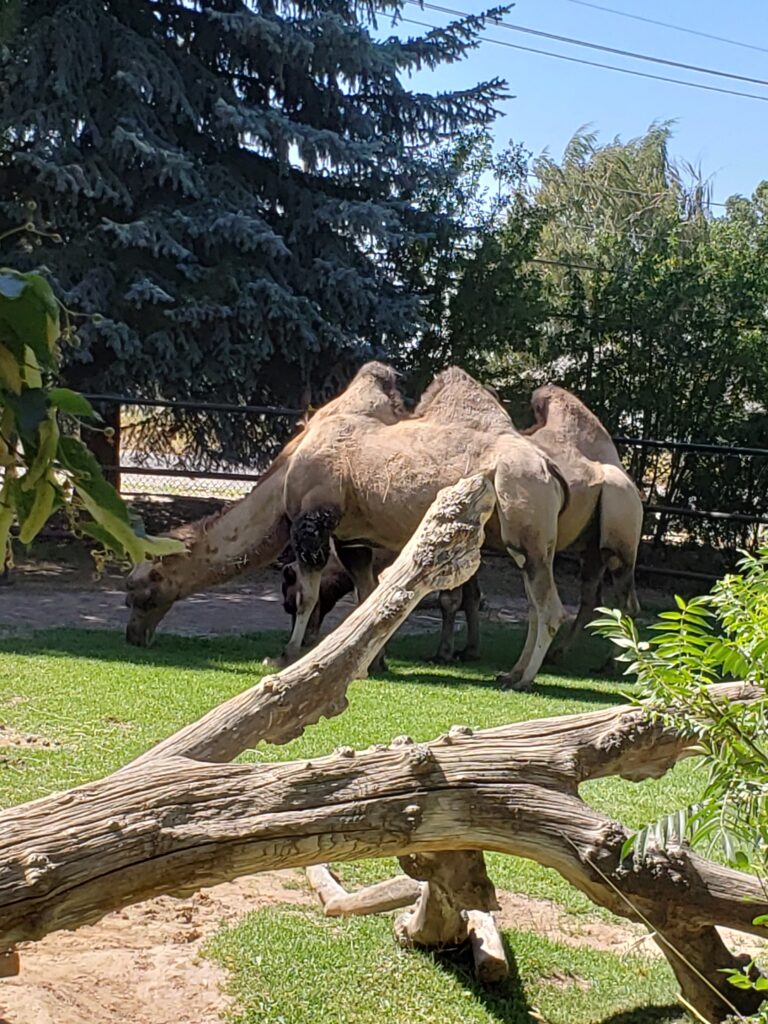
[
  {"x1": 262, "y1": 654, "x2": 291, "y2": 669},
  {"x1": 497, "y1": 672, "x2": 533, "y2": 692},
  {"x1": 454, "y1": 649, "x2": 480, "y2": 663},
  {"x1": 429, "y1": 653, "x2": 453, "y2": 665}
]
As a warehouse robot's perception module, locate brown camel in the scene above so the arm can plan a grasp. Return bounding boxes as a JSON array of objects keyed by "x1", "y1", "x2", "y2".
[
  {"x1": 126, "y1": 362, "x2": 568, "y2": 690},
  {"x1": 281, "y1": 546, "x2": 483, "y2": 663},
  {"x1": 522, "y1": 383, "x2": 643, "y2": 659},
  {"x1": 281, "y1": 383, "x2": 642, "y2": 665}
]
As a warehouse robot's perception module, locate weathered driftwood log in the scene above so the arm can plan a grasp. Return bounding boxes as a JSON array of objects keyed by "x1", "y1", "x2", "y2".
[
  {"x1": 1, "y1": 686, "x2": 765, "y2": 1019},
  {"x1": 307, "y1": 852, "x2": 509, "y2": 981},
  {"x1": 128, "y1": 473, "x2": 495, "y2": 767},
  {"x1": 0, "y1": 474, "x2": 765, "y2": 1021}
]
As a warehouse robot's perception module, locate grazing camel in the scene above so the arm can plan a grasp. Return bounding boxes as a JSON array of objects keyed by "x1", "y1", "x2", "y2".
[
  {"x1": 283, "y1": 383, "x2": 642, "y2": 665},
  {"x1": 126, "y1": 362, "x2": 568, "y2": 690},
  {"x1": 281, "y1": 546, "x2": 483, "y2": 663},
  {"x1": 522, "y1": 383, "x2": 643, "y2": 659}
]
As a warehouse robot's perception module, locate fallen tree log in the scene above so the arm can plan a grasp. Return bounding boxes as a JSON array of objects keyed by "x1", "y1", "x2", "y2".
[
  {"x1": 0, "y1": 474, "x2": 765, "y2": 1021},
  {"x1": 2, "y1": 684, "x2": 765, "y2": 1019}
]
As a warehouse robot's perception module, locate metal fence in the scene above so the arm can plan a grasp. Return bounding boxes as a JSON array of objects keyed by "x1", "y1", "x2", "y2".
[{"x1": 83, "y1": 392, "x2": 768, "y2": 584}]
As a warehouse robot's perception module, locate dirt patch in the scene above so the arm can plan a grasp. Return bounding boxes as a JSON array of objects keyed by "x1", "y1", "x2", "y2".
[
  {"x1": 0, "y1": 870, "x2": 309, "y2": 1024},
  {"x1": 496, "y1": 890, "x2": 656, "y2": 957},
  {"x1": 0, "y1": 725, "x2": 60, "y2": 750},
  {"x1": 1, "y1": 874, "x2": 764, "y2": 1024}
]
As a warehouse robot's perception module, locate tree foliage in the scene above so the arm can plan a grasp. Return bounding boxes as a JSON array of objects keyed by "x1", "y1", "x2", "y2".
[
  {"x1": 439, "y1": 124, "x2": 768, "y2": 547},
  {"x1": 0, "y1": 262, "x2": 183, "y2": 566},
  {"x1": 594, "y1": 550, "x2": 768, "y2": 868},
  {"x1": 0, "y1": 0, "x2": 507, "y2": 463}
]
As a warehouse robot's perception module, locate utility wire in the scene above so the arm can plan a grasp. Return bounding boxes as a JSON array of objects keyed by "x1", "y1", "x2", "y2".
[
  {"x1": 393, "y1": 13, "x2": 768, "y2": 104},
  {"x1": 557, "y1": 0, "x2": 768, "y2": 58},
  {"x1": 405, "y1": 0, "x2": 768, "y2": 89}
]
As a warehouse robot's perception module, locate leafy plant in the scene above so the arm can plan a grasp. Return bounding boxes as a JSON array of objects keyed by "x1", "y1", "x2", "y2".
[
  {"x1": 594, "y1": 549, "x2": 768, "y2": 866},
  {"x1": 0, "y1": 266, "x2": 184, "y2": 567}
]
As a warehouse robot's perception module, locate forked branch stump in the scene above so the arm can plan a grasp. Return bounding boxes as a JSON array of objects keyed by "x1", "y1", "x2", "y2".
[{"x1": 0, "y1": 474, "x2": 764, "y2": 1022}]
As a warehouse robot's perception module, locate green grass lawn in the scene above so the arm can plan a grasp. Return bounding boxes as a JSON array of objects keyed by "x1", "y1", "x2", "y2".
[{"x1": 0, "y1": 623, "x2": 696, "y2": 1024}]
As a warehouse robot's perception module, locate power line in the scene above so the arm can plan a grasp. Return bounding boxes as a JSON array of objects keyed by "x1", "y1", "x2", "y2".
[
  {"x1": 394, "y1": 13, "x2": 768, "y2": 104},
  {"x1": 557, "y1": 0, "x2": 768, "y2": 58},
  {"x1": 405, "y1": 0, "x2": 768, "y2": 89}
]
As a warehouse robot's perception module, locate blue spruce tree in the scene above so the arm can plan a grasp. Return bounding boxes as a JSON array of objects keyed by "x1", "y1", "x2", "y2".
[{"x1": 0, "y1": 0, "x2": 506, "y2": 461}]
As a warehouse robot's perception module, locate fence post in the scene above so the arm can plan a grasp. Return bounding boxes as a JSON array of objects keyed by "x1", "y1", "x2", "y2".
[{"x1": 83, "y1": 401, "x2": 121, "y2": 492}]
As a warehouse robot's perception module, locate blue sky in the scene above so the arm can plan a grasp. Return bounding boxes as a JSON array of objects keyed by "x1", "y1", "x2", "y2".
[{"x1": 379, "y1": 0, "x2": 768, "y2": 204}]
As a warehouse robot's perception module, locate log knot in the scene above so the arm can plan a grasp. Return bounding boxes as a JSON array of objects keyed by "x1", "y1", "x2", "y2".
[
  {"x1": 411, "y1": 745, "x2": 435, "y2": 771},
  {"x1": 335, "y1": 746, "x2": 355, "y2": 759},
  {"x1": 449, "y1": 725, "x2": 474, "y2": 738},
  {"x1": 391, "y1": 735, "x2": 414, "y2": 747},
  {"x1": 22, "y1": 851, "x2": 54, "y2": 887}
]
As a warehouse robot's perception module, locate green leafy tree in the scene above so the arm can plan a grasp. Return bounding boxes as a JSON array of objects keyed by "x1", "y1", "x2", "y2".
[
  {"x1": 595, "y1": 550, "x2": 768, "y2": 864},
  {"x1": 450, "y1": 125, "x2": 768, "y2": 552},
  {"x1": 398, "y1": 129, "x2": 544, "y2": 391},
  {"x1": 0, "y1": 263, "x2": 183, "y2": 566},
  {"x1": 0, "y1": 0, "x2": 506, "y2": 463}
]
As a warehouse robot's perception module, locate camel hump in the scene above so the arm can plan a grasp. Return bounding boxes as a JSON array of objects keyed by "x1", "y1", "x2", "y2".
[
  {"x1": 308, "y1": 361, "x2": 407, "y2": 426},
  {"x1": 530, "y1": 384, "x2": 617, "y2": 457},
  {"x1": 415, "y1": 366, "x2": 513, "y2": 430}
]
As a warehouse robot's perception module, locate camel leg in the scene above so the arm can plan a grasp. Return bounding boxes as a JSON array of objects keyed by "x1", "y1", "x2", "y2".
[
  {"x1": 455, "y1": 572, "x2": 482, "y2": 661},
  {"x1": 280, "y1": 566, "x2": 323, "y2": 663},
  {"x1": 302, "y1": 602, "x2": 323, "y2": 648},
  {"x1": 596, "y1": 552, "x2": 641, "y2": 675},
  {"x1": 433, "y1": 588, "x2": 462, "y2": 662},
  {"x1": 547, "y1": 537, "x2": 607, "y2": 665},
  {"x1": 336, "y1": 544, "x2": 388, "y2": 673},
  {"x1": 497, "y1": 549, "x2": 565, "y2": 692}
]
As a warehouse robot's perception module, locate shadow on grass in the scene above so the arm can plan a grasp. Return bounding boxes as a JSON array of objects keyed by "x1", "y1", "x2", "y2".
[
  {"x1": 598, "y1": 1006, "x2": 682, "y2": 1024},
  {"x1": 427, "y1": 939, "x2": 533, "y2": 1024},
  {"x1": 0, "y1": 622, "x2": 629, "y2": 709},
  {"x1": 0, "y1": 627, "x2": 286, "y2": 676}
]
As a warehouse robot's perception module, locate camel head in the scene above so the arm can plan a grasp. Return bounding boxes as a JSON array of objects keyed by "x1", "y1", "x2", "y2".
[
  {"x1": 529, "y1": 383, "x2": 560, "y2": 429},
  {"x1": 124, "y1": 556, "x2": 184, "y2": 647}
]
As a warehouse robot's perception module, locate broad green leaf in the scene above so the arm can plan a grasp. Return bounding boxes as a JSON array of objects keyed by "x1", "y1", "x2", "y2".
[
  {"x1": 0, "y1": 269, "x2": 59, "y2": 365},
  {"x1": 5, "y1": 388, "x2": 48, "y2": 437},
  {"x1": 142, "y1": 534, "x2": 186, "y2": 557},
  {"x1": 76, "y1": 488, "x2": 145, "y2": 563},
  {"x1": 58, "y1": 436, "x2": 129, "y2": 522},
  {"x1": 48, "y1": 388, "x2": 97, "y2": 419},
  {"x1": 0, "y1": 342, "x2": 22, "y2": 393},
  {"x1": 80, "y1": 521, "x2": 126, "y2": 559}
]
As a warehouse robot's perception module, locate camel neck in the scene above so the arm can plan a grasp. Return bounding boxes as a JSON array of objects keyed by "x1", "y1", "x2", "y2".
[{"x1": 175, "y1": 467, "x2": 289, "y2": 597}]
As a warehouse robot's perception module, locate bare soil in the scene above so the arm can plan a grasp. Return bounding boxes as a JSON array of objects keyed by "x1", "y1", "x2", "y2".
[
  {"x1": 0, "y1": 873, "x2": 656, "y2": 1024},
  {"x1": 1, "y1": 864, "x2": 763, "y2": 1024}
]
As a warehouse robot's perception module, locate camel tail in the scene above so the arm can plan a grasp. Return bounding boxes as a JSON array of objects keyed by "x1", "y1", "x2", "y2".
[{"x1": 547, "y1": 459, "x2": 571, "y2": 516}]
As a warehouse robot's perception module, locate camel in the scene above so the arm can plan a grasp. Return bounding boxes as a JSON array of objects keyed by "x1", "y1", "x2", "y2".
[
  {"x1": 522, "y1": 383, "x2": 643, "y2": 658},
  {"x1": 126, "y1": 362, "x2": 568, "y2": 690},
  {"x1": 278, "y1": 383, "x2": 642, "y2": 665},
  {"x1": 281, "y1": 546, "x2": 483, "y2": 663}
]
